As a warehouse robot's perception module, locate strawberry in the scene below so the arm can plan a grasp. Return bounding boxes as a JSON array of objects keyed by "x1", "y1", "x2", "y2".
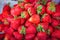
[
  {"x1": 28, "y1": 14, "x2": 40, "y2": 24},
  {"x1": 24, "y1": 4, "x2": 33, "y2": 10},
  {"x1": 27, "y1": 7, "x2": 36, "y2": 16},
  {"x1": 25, "y1": 21, "x2": 34, "y2": 28},
  {"x1": 25, "y1": 34, "x2": 35, "y2": 40},
  {"x1": 35, "y1": 4, "x2": 45, "y2": 15},
  {"x1": 51, "y1": 37, "x2": 58, "y2": 40},
  {"x1": 3, "y1": 3, "x2": 11, "y2": 12},
  {"x1": 42, "y1": 14, "x2": 51, "y2": 23},
  {"x1": 52, "y1": 19, "x2": 59, "y2": 27},
  {"x1": 10, "y1": 37, "x2": 16, "y2": 40},
  {"x1": 37, "y1": 23, "x2": 48, "y2": 31},
  {"x1": 21, "y1": 18, "x2": 25, "y2": 25},
  {"x1": 46, "y1": 2, "x2": 56, "y2": 15},
  {"x1": 37, "y1": 32, "x2": 47, "y2": 40},
  {"x1": 52, "y1": 30, "x2": 60, "y2": 39},
  {"x1": 11, "y1": 6, "x2": 23, "y2": 16},
  {"x1": 18, "y1": 26, "x2": 26, "y2": 35},
  {"x1": 34, "y1": 37, "x2": 39, "y2": 40},
  {"x1": 26, "y1": 25, "x2": 36, "y2": 34},
  {"x1": 13, "y1": 32, "x2": 23, "y2": 40},
  {"x1": 56, "y1": 4, "x2": 60, "y2": 12},
  {"x1": 21, "y1": 11, "x2": 30, "y2": 19},
  {"x1": 10, "y1": 18, "x2": 21, "y2": 30},
  {"x1": 53, "y1": 12, "x2": 60, "y2": 20}
]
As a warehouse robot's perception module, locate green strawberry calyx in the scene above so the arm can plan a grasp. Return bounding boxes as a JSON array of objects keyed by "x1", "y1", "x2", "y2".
[
  {"x1": 37, "y1": 24, "x2": 45, "y2": 32},
  {"x1": 20, "y1": 26, "x2": 26, "y2": 35},
  {"x1": 48, "y1": 2, "x2": 56, "y2": 12},
  {"x1": 21, "y1": 12, "x2": 26, "y2": 18},
  {"x1": 37, "y1": 5, "x2": 43, "y2": 14}
]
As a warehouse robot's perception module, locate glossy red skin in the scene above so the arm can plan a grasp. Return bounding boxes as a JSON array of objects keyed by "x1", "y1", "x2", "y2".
[
  {"x1": 29, "y1": 14, "x2": 40, "y2": 24},
  {"x1": 27, "y1": 7, "x2": 36, "y2": 16},
  {"x1": 37, "y1": 32, "x2": 47, "y2": 40},
  {"x1": 0, "y1": 24, "x2": 4, "y2": 31},
  {"x1": 35, "y1": 4, "x2": 45, "y2": 15},
  {"x1": 25, "y1": 34, "x2": 35, "y2": 40},
  {"x1": 25, "y1": 0, "x2": 36, "y2": 3},
  {"x1": 52, "y1": 19, "x2": 59, "y2": 27},
  {"x1": 24, "y1": 4, "x2": 33, "y2": 10},
  {"x1": 13, "y1": 32, "x2": 23, "y2": 40},
  {"x1": 3, "y1": 4, "x2": 11, "y2": 12},
  {"x1": 21, "y1": 18, "x2": 25, "y2": 25},
  {"x1": 51, "y1": 37, "x2": 58, "y2": 40},
  {"x1": 56, "y1": 5, "x2": 60, "y2": 12},
  {"x1": 52, "y1": 30, "x2": 60, "y2": 39},
  {"x1": 42, "y1": 14, "x2": 51, "y2": 23},
  {"x1": 11, "y1": 6, "x2": 23, "y2": 16},
  {"x1": 0, "y1": 14, "x2": 3, "y2": 21},
  {"x1": 46, "y1": 2, "x2": 56, "y2": 15},
  {"x1": 10, "y1": 18, "x2": 20, "y2": 30},
  {"x1": 26, "y1": 25, "x2": 36, "y2": 34},
  {"x1": 10, "y1": 37, "x2": 16, "y2": 40}
]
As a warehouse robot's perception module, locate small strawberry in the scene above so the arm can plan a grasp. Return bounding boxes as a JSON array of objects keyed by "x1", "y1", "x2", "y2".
[
  {"x1": 35, "y1": 4, "x2": 45, "y2": 15},
  {"x1": 46, "y1": 2, "x2": 56, "y2": 15},
  {"x1": 28, "y1": 14, "x2": 40, "y2": 24},
  {"x1": 25, "y1": 34, "x2": 35, "y2": 40},
  {"x1": 13, "y1": 32, "x2": 23, "y2": 40},
  {"x1": 42, "y1": 14, "x2": 51, "y2": 23},
  {"x1": 52, "y1": 30, "x2": 60, "y2": 39},
  {"x1": 3, "y1": 3, "x2": 11, "y2": 12},
  {"x1": 27, "y1": 7, "x2": 36, "y2": 16},
  {"x1": 37, "y1": 32, "x2": 47, "y2": 40},
  {"x1": 34, "y1": 36, "x2": 39, "y2": 40},
  {"x1": 26, "y1": 25, "x2": 36, "y2": 34}
]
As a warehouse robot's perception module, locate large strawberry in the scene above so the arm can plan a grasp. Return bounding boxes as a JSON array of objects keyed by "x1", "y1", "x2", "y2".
[
  {"x1": 28, "y1": 14, "x2": 40, "y2": 24},
  {"x1": 35, "y1": 4, "x2": 45, "y2": 15},
  {"x1": 41, "y1": 14, "x2": 51, "y2": 23},
  {"x1": 13, "y1": 32, "x2": 23, "y2": 40},
  {"x1": 46, "y1": 2, "x2": 56, "y2": 15}
]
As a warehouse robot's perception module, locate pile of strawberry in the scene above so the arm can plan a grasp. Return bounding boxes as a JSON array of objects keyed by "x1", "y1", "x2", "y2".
[{"x1": 0, "y1": 0, "x2": 60, "y2": 40}]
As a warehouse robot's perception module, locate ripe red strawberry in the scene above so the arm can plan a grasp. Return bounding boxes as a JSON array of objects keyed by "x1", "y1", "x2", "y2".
[
  {"x1": 25, "y1": 34, "x2": 35, "y2": 40},
  {"x1": 46, "y1": 2, "x2": 56, "y2": 15},
  {"x1": 24, "y1": 4, "x2": 33, "y2": 10},
  {"x1": 13, "y1": 32, "x2": 23, "y2": 40},
  {"x1": 0, "y1": 24, "x2": 4, "y2": 32},
  {"x1": 56, "y1": 4, "x2": 60, "y2": 12},
  {"x1": 35, "y1": 4, "x2": 45, "y2": 15},
  {"x1": 42, "y1": 14, "x2": 51, "y2": 23},
  {"x1": 26, "y1": 25, "x2": 36, "y2": 34},
  {"x1": 51, "y1": 37, "x2": 58, "y2": 40},
  {"x1": 11, "y1": 6, "x2": 22, "y2": 16},
  {"x1": 37, "y1": 32, "x2": 47, "y2": 40},
  {"x1": 10, "y1": 18, "x2": 21, "y2": 30},
  {"x1": 21, "y1": 18, "x2": 25, "y2": 25},
  {"x1": 10, "y1": 37, "x2": 16, "y2": 40},
  {"x1": 52, "y1": 30, "x2": 60, "y2": 39},
  {"x1": 18, "y1": 26, "x2": 26, "y2": 35},
  {"x1": 21, "y1": 11, "x2": 30, "y2": 19},
  {"x1": 28, "y1": 14, "x2": 40, "y2": 24},
  {"x1": 27, "y1": 7, "x2": 36, "y2": 16},
  {"x1": 53, "y1": 12, "x2": 60, "y2": 20},
  {"x1": 3, "y1": 4, "x2": 11, "y2": 12},
  {"x1": 37, "y1": 23, "x2": 48, "y2": 31}
]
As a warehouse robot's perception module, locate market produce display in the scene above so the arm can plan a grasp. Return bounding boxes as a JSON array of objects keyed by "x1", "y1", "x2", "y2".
[{"x1": 0, "y1": 0, "x2": 60, "y2": 40}]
